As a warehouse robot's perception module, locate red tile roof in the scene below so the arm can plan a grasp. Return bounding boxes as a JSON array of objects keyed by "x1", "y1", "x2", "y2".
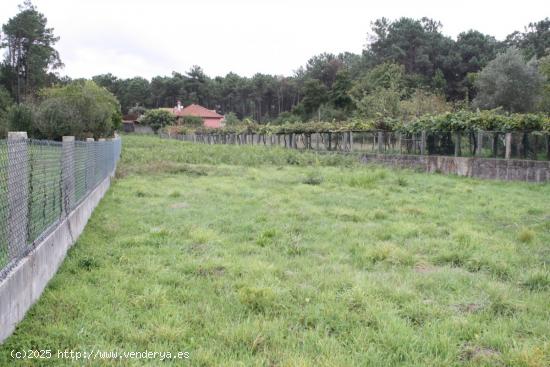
[{"x1": 173, "y1": 104, "x2": 223, "y2": 119}]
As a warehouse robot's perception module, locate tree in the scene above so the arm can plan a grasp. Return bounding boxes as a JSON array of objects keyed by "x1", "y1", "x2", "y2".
[
  {"x1": 351, "y1": 62, "x2": 407, "y2": 119},
  {"x1": 223, "y1": 111, "x2": 240, "y2": 125},
  {"x1": 330, "y1": 70, "x2": 354, "y2": 112},
  {"x1": 474, "y1": 48, "x2": 544, "y2": 113},
  {"x1": 0, "y1": 1, "x2": 62, "y2": 102},
  {"x1": 366, "y1": 17, "x2": 453, "y2": 88},
  {"x1": 445, "y1": 30, "x2": 500, "y2": 100},
  {"x1": 34, "y1": 80, "x2": 121, "y2": 139},
  {"x1": 538, "y1": 55, "x2": 550, "y2": 112},
  {"x1": 139, "y1": 109, "x2": 175, "y2": 132},
  {"x1": 299, "y1": 79, "x2": 329, "y2": 120},
  {"x1": 505, "y1": 18, "x2": 550, "y2": 59}
]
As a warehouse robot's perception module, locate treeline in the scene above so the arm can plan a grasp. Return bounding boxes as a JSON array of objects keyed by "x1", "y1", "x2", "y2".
[
  {"x1": 88, "y1": 17, "x2": 550, "y2": 122},
  {"x1": 1, "y1": 1, "x2": 549, "y2": 137}
]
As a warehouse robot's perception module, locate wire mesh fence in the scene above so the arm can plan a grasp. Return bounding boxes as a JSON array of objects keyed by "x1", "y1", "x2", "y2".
[
  {"x1": 0, "y1": 136, "x2": 121, "y2": 280},
  {"x1": 160, "y1": 130, "x2": 550, "y2": 161}
]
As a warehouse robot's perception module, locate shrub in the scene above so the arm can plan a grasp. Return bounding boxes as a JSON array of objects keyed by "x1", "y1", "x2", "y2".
[
  {"x1": 5, "y1": 103, "x2": 34, "y2": 134},
  {"x1": 302, "y1": 171, "x2": 324, "y2": 185},
  {"x1": 128, "y1": 105, "x2": 148, "y2": 117},
  {"x1": 181, "y1": 115, "x2": 203, "y2": 127},
  {"x1": 223, "y1": 111, "x2": 240, "y2": 126},
  {"x1": 518, "y1": 228, "x2": 535, "y2": 243},
  {"x1": 139, "y1": 109, "x2": 175, "y2": 132},
  {"x1": 35, "y1": 80, "x2": 121, "y2": 139}
]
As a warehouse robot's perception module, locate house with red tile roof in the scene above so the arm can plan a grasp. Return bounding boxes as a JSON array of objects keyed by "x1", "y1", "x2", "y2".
[{"x1": 170, "y1": 101, "x2": 224, "y2": 128}]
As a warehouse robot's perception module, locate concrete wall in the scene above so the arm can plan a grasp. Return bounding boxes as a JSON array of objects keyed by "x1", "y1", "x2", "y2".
[
  {"x1": 361, "y1": 154, "x2": 550, "y2": 182},
  {"x1": 0, "y1": 172, "x2": 114, "y2": 343}
]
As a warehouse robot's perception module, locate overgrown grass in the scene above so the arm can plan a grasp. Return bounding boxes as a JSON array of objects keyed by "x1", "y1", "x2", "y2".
[{"x1": 1, "y1": 134, "x2": 549, "y2": 366}]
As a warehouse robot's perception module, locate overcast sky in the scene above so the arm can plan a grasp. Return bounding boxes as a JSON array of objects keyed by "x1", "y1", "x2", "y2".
[{"x1": 0, "y1": 0, "x2": 548, "y2": 80}]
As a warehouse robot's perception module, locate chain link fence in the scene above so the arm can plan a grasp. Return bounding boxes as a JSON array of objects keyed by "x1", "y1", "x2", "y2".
[{"x1": 0, "y1": 136, "x2": 121, "y2": 280}]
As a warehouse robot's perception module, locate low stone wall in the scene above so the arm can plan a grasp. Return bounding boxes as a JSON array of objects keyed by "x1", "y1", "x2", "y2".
[
  {"x1": 0, "y1": 172, "x2": 114, "y2": 343},
  {"x1": 361, "y1": 154, "x2": 550, "y2": 182}
]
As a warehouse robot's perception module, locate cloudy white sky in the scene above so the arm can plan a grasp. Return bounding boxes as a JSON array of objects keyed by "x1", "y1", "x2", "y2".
[{"x1": 0, "y1": 0, "x2": 548, "y2": 80}]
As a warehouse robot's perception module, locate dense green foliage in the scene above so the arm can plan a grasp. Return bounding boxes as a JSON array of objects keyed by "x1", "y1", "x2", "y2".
[
  {"x1": 1, "y1": 135, "x2": 549, "y2": 366},
  {"x1": 0, "y1": 3, "x2": 548, "y2": 136},
  {"x1": 474, "y1": 48, "x2": 544, "y2": 112},
  {"x1": 31, "y1": 80, "x2": 121, "y2": 139},
  {"x1": 88, "y1": 18, "x2": 550, "y2": 121},
  {"x1": 138, "y1": 109, "x2": 175, "y2": 132},
  {"x1": 0, "y1": 0, "x2": 62, "y2": 103},
  {"x1": 165, "y1": 110, "x2": 550, "y2": 135}
]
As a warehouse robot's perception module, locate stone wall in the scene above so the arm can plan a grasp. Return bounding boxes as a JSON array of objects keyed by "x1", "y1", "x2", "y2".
[{"x1": 361, "y1": 154, "x2": 550, "y2": 182}]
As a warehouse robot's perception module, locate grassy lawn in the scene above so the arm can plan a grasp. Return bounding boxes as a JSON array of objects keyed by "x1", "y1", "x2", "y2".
[{"x1": 1, "y1": 134, "x2": 549, "y2": 366}]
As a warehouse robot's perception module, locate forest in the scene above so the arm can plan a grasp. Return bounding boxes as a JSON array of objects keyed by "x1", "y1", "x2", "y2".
[
  {"x1": 0, "y1": 1, "x2": 549, "y2": 137},
  {"x1": 90, "y1": 18, "x2": 550, "y2": 122}
]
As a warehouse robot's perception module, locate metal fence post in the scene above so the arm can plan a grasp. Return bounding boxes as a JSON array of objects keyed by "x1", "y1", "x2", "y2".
[
  {"x1": 505, "y1": 133, "x2": 512, "y2": 159},
  {"x1": 62, "y1": 136, "x2": 75, "y2": 214},
  {"x1": 7, "y1": 132, "x2": 28, "y2": 260}
]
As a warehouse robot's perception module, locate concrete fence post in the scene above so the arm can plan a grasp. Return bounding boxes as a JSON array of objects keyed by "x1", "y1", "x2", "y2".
[
  {"x1": 476, "y1": 131, "x2": 483, "y2": 157},
  {"x1": 85, "y1": 138, "x2": 94, "y2": 192},
  {"x1": 7, "y1": 132, "x2": 28, "y2": 260},
  {"x1": 505, "y1": 133, "x2": 512, "y2": 159},
  {"x1": 377, "y1": 131, "x2": 384, "y2": 154},
  {"x1": 62, "y1": 136, "x2": 75, "y2": 214},
  {"x1": 397, "y1": 132, "x2": 402, "y2": 154},
  {"x1": 420, "y1": 131, "x2": 427, "y2": 155},
  {"x1": 454, "y1": 132, "x2": 461, "y2": 157}
]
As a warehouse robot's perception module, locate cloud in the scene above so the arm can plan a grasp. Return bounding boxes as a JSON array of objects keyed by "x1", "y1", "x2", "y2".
[{"x1": 0, "y1": 0, "x2": 548, "y2": 80}]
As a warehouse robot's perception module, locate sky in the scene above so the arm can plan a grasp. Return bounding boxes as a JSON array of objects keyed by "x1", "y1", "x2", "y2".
[{"x1": 0, "y1": 0, "x2": 548, "y2": 80}]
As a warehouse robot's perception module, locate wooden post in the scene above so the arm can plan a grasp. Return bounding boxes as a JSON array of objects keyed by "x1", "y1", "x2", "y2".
[
  {"x1": 349, "y1": 131, "x2": 353, "y2": 152},
  {"x1": 505, "y1": 132, "x2": 512, "y2": 159}
]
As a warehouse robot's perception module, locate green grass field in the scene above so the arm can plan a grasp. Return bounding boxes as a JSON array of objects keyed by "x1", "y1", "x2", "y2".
[{"x1": 1, "y1": 134, "x2": 549, "y2": 366}]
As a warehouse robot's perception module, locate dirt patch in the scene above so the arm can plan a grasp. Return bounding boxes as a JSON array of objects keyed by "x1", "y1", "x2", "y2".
[
  {"x1": 186, "y1": 243, "x2": 208, "y2": 255},
  {"x1": 460, "y1": 344, "x2": 501, "y2": 363},
  {"x1": 195, "y1": 266, "x2": 226, "y2": 277},
  {"x1": 170, "y1": 202, "x2": 189, "y2": 209},
  {"x1": 414, "y1": 261, "x2": 437, "y2": 273},
  {"x1": 453, "y1": 303, "x2": 484, "y2": 314}
]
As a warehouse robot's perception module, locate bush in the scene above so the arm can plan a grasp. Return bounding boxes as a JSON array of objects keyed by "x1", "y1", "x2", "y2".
[
  {"x1": 474, "y1": 48, "x2": 544, "y2": 113},
  {"x1": 128, "y1": 105, "x2": 148, "y2": 117},
  {"x1": 5, "y1": 103, "x2": 34, "y2": 134},
  {"x1": 139, "y1": 109, "x2": 175, "y2": 132},
  {"x1": 181, "y1": 115, "x2": 203, "y2": 127},
  {"x1": 35, "y1": 80, "x2": 121, "y2": 139},
  {"x1": 223, "y1": 112, "x2": 240, "y2": 126}
]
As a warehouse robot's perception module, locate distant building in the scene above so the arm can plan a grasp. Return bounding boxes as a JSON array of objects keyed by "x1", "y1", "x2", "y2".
[
  {"x1": 170, "y1": 101, "x2": 224, "y2": 128},
  {"x1": 121, "y1": 114, "x2": 153, "y2": 134}
]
